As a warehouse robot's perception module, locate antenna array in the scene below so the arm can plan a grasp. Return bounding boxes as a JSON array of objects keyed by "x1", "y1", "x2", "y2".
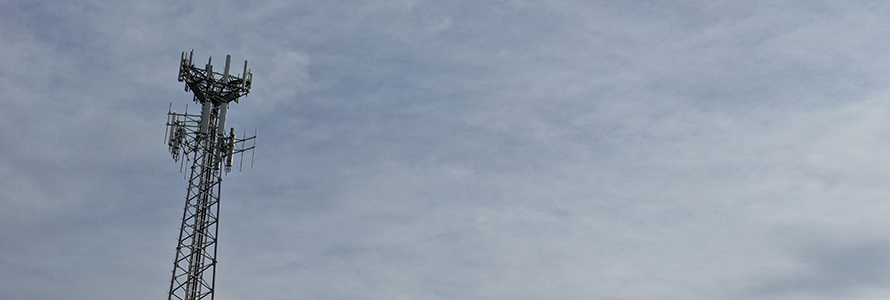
[{"x1": 164, "y1": 50, "x2": 257, "y2": 300}]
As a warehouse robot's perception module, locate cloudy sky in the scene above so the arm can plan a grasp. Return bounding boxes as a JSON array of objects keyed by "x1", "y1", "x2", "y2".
[{"x1": 4, "y1": 1, "x2": 890, "y2": 299}]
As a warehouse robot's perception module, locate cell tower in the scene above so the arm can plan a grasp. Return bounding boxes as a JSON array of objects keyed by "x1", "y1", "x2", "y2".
[{"x1": 164, "y1": 50, "x2": 257, "y2": 300}]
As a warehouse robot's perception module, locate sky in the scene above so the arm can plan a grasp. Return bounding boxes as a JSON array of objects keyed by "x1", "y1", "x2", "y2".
[{"x1": 4, "y1": 0, "x2": 890, "y2": 299}]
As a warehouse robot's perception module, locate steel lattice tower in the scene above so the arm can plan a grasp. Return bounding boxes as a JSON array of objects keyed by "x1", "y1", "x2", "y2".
[{"x1": 164, "y1": 51, "x2": 256, "y2": 300}]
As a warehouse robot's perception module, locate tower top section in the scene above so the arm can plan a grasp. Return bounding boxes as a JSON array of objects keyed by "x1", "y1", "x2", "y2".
[{"x1": 178, "y1": 50, "x2": 252, "y2": 105}]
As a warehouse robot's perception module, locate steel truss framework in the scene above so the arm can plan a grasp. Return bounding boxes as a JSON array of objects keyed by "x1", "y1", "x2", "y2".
[{"x1": 165, "y1": 50, "x2": 256, "y2": 300}]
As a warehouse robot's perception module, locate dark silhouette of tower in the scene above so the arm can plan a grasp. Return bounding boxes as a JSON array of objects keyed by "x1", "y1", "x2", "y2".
[{"x1": 164, "y1": 51, "x2": 256, "y2": 300}]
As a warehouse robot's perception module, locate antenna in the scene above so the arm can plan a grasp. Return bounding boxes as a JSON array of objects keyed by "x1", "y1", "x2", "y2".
[{"x1": 164, "y1": 50, "x2": 258, "y2": 300}]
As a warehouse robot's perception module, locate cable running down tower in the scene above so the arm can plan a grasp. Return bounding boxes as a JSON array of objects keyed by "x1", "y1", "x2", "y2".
[{"x1": 164, "y1": 50, "x2": 256, "y2": 300}]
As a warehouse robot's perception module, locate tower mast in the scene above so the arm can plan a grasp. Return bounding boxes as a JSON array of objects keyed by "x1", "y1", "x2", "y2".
[{"x1": 164, "y1": 51, "x2": 256, "y2": 300}]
